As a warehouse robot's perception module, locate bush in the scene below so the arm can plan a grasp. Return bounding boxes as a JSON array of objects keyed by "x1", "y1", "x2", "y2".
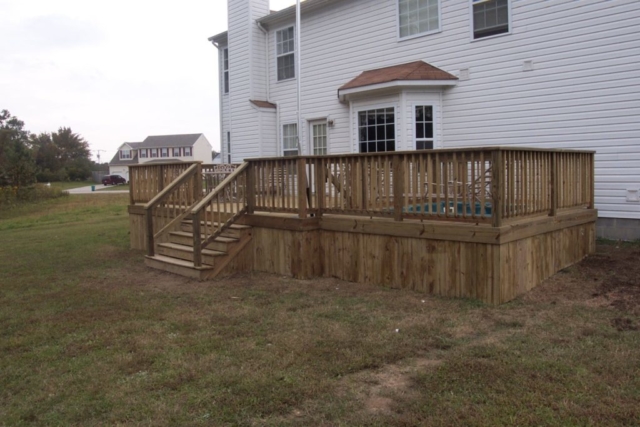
[
  {"x1": 0, "y1": 184, "x2": 69, "y2": 207},
  {"x1": 36, "y1": 169, "x2": 68, "y2": 183}
]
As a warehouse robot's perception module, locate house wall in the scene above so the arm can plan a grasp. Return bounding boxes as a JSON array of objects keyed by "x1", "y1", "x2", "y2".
[
  {"x1": 217, "y1": 0, "x2": 640, "y2": 223},
  {"x1": 192, "y1": 134, "x2": 214, "y2": 164}
]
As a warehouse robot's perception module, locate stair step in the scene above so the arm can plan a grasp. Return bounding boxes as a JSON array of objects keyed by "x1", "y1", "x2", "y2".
[
  {"x1": 157, "y1": 242, "x2": 225, "y2": 265},
  {"x1": 145, "y1": 255, "x2": 214, "y2": 280},
  {"x1": 181, "y1": 220, "x2": 251, "y2": 238},
  {"x1": 168, "y1": 231, "x2": 239, "y2": 251}
]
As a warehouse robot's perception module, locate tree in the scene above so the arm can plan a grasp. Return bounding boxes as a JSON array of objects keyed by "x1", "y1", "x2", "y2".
[
  {"x1": 0, "y1": 110, "x2": 35, "y2": 188},
  {"x1": 52, "y1": 127, "x2": 90, "y2": 164}
]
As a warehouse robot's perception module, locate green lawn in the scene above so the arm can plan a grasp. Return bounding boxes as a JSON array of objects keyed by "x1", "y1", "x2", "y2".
[
  {"x1": 0, "y1": 196, "x2": 639, "y2": 426},
  {"x1": 97, "y1": 184, "x2": 129, "y2": 192},
  {"x1": 49, "y1": 181, "x2": 94, "y2": 191}
]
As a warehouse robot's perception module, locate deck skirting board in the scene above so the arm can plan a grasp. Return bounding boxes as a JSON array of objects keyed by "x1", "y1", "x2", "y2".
[{"x1": 129, "y1": 208, "x2": 596, "y2": 304}]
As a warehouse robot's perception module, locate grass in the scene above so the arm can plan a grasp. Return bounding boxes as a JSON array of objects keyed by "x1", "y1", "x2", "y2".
[
  {"x1": 49, "y1": 181, "x2": 94, "y2": 191},
  {"x1": 0, "y1": 196, "x2": 639, "y2": 426},
  {"x1": 98, "y1": 184, "x2": 130, "y2": 192}
]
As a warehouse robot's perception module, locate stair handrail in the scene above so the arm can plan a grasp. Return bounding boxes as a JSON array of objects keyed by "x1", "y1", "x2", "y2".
[
  {"x1": 190, "y1": 162, "x2": 250, "y2": 267},
  {"x1": 144, "y1": 162, "x2": 202, "y2": 256}
]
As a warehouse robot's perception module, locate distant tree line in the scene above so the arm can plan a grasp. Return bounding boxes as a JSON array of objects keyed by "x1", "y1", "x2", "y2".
[{"x1": 0, "y1": 109, "x2": 105, "y2": 188}]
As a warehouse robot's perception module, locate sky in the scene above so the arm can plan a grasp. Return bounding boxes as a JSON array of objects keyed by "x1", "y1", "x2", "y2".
[{"x1": 0, "y1": 0, "x2": 297, "y2": 162}]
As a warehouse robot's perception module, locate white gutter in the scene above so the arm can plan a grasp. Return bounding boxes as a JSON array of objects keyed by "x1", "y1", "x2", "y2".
[{"x1": 338, "y1": 80, "x2": 458, "y2": 102}]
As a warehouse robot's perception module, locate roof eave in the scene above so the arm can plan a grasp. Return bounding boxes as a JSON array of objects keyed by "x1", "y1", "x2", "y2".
[
  {"x1": 208, "y1": 31, "x2": 228, "y2": 46},
  {"x1": 338, "y1": 80, "x2": 458, "y2": 102}
]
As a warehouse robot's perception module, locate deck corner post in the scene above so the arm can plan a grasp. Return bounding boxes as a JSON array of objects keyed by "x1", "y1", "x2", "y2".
[
  {"x1": 314, "y1": 159, "x2": 325, "y2": 218},
  {"x1": 491, "y1": 149, "x2": 503, "y2": 227},
  {"x1": 192, "y1": 214, "x2": 202, "y2": 267},
  {"x1": 393, "y1": 154, "x2": 404, "y2": 222},
  {"x1": 550, "y1": 153, "x2": 558, "y2": 217},
  {"x1": 145, "y1": 207, "x2": 155, "y2": 257},
  {"x1": 246, "y1": 162, "x2": 256, "y2": 214},
  {"x1": 297, "y1": 157, "x2": 308, "y2": 219},
  {"x1": 589, "y1": 153, "x2": 595, "y2": 210}
]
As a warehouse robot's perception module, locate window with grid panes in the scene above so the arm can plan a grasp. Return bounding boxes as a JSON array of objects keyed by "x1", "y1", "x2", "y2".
[
  {"x1": 398, "y1": 0, "x2": 440, "y2": 38},
  {"x1": 473, "y1": 0, "x2": 509, "y2": 39},
  {"x1": 312, "y1": 123, "x2": 327, "y2": 155},
  {"x1": 276, "y1": 27, "x2": 295, "y2": 81},
  {"x1": 223, "y1": 48, "x2": 229, "y2": 93},
  {"x1": 415, "y1": 106, "x2": 434, "y2": 150},
  {"x1": 283, "y1": 124, "x2": 298, "y2": 156},
  {"x1": 358, "y1": 108, "x2": 396, "y2": 153}
]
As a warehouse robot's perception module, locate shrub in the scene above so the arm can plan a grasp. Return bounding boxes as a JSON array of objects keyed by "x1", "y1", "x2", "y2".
[{"x1": 0, "y1": 184, "x2": 69, "y2": 207}]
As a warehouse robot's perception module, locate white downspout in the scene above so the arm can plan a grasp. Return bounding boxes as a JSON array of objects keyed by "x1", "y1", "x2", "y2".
[{"x1": 296, "y1": 0, "x2": 302, "y2": 155}]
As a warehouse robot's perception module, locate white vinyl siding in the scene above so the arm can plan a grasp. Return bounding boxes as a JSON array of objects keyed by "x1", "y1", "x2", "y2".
[{"x1": 224, "y1": 0, "x2": 640, "y2": 220}]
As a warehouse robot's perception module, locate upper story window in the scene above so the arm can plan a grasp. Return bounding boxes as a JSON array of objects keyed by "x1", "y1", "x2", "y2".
[
  {"x1": 173, "y1": 148, "x2": 181, "y2": 157},
  {"x1": 223, "y1": 48, "x2": 229, "y2": 94},
  {"x1": 359, "y1": 108, "x2": 395, "y2": 153},
  {"x1": 283, "y1": 124, "x2": 298, "y2": 156},
  {"x1": 161, "y1": 148, "x2": 168, "y2": 158},
  {"x1": 120, "y1": 149, "x2": 131, "y2": 159},
  {"x1": 473, "y1": 0, "x2": 510, "y2": 39},
  {"x1": 415, "y1": 106, "x2": 434, "y2": 150},
  {"x1": 398, "y1": 0, "x2": 440, "y2": 39},
  {"x1": 184, "y1": 147, "x2": 192, "y2": 157},
  {"x1": 140, "y1": 149, "x2": 148, "y2": 159},
  {"x1": 276, "y1": 27, "x2": 295, "y2": 81},
  {"x1": 150, "y1": 149, "x2": 158, "y2": 158}
]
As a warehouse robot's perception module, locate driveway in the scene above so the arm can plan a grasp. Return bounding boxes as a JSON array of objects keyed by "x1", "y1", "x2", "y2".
[{"x1": 67, "y1": 185, "x2": 129, "y2": 195}]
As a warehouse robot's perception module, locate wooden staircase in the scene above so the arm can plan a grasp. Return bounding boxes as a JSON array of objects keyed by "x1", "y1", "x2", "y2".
[
  {"x1": 142, "y1": 162, "x2": 252, "y2": 281},
  {"x1": 145, "y1": 220, "x2": 252, "y2": 280}
]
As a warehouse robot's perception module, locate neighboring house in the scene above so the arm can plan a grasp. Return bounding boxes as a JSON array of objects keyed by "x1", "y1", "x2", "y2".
[
  {"x1": 208, "y1": 0, "x2": 640, "y2": 239},
  {"x1": 109, "y1": 134, "x2": 213, "y2": 181}
]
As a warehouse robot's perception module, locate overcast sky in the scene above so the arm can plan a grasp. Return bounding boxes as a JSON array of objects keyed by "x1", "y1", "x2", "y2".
[{"x1": 0, "y1": 0, "x2": 297, "y2": 162}]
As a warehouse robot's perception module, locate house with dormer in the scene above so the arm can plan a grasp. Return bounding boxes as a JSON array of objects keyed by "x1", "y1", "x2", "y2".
[
  {"x1": 109, "y1": 134, "x2": 213, "y2": 181},
  {"x1": 208, "y1": 0, "x2": 640, "y2": 239}
]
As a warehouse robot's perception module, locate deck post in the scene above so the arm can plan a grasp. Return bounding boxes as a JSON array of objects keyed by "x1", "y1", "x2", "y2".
[
  {"x1": 314, "y1": 159, "x2": 325, "y2": 218},
  {"x1": 589, "y1": 153, "x2": 595, "y2": 209},
  {"x1": 194, "y1": 163, "x2": 203, "y2": 201},
  {"x1": 158, "y1": 165, "x2": 165, "y2": 194},
  {"x1": 129, "y1": 167, "x2": 135, "y2": 206},
  {"x1": 297, "y1": 157, "x2": 308, "y2": 219},
  {"x1": 146, "y1": 207, "x2": 155, "y2": 256},
  {"x1": 550, "y1": 153, "x2": 558, "y2": 216},
  {"x1": 491, "y1": 149, "x2": 503, "y2": 227},
  {"x1": 192, "y1": 214, "x2": 202, "y2": 267},
  {"x1": 393, "y1": 154, "x2": 404, "y2": 222},
  {"x1": 246, "y1": 162, "x2": 256, "y2": 214}
]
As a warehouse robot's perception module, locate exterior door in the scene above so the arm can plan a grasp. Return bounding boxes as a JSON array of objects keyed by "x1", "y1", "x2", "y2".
[{"x1": 309, "y1": 121, "x2": 328, "y2": 155}]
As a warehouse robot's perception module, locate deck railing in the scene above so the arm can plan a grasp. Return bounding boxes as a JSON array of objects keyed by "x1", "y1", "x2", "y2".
[
  {"x1": 245, "y1": 148, "x2": 594, "y2": 225},
  {"x1": 142, "y1": 163, "x2": 203, "y2": 256},
  {"x1": 131, "y1": 148, "x2": 595, "y2": 229}
]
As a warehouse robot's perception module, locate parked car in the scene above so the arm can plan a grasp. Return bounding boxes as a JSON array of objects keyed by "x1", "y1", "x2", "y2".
[{"x1": 102, "y1": 175, "x2": 127, "y2": 186}]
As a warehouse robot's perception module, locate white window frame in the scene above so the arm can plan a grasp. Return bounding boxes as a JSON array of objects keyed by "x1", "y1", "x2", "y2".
[
  {"x1": 223, "y1": 48, "x2": 229, "y2": 94},
  {"x1": 282, "y1": 123, "x2": 298, "y2": 156},
  {"x1": 412, "y1": 104, "x2": 436, "y2": 150},
  {"x1": 356, "y1": 106, "x2": 397, "y2": 154},
  {"x1": 161, "y1": 148, "x2": 168, "y2": 158},
  {"x1": 309, "y1": 120, "x2": 328, "y2": 156},
  {"x1": 173, "y1": 148, "x2": 181, "y2": 157},
  {"x1": 184, "y1": 147, "x2": 192, "y2": 157},
  {"x1": 275, "y1": 26, "x2": 295, "y2": 82},
  {"x1": 120, "y1": 149, "x2": 131, "y2": 160},
  {"x1": 139, "y1": 149, "x2": 148, "y2": 159},
  {"x1": 397, "y1": 0, "x2": 442, "y2": 41},
  {"x1": 150, "y1": 149, "x2": 158, "y2": 158},
  {"x1": 469, "y1": 0, "x2": 512, "y2": 42}
]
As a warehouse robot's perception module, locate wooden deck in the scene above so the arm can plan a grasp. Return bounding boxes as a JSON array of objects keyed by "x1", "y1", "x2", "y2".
[{"x1": 128, "y1": 147, "x2": 597, "y2": 304}]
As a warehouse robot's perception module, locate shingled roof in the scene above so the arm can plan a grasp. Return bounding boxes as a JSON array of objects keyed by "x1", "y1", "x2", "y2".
[
  {"x1": 340, "y1": 61, "x2": 458, "y2": 91},
  {"x1": 250, "y1": 100, "x2": 277, "y2": 109},
  {"x1": 139, "y1": 134, "x2": 203, "y2": 149}
]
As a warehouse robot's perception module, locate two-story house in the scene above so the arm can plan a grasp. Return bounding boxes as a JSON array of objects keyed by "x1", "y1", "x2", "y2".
[
  {"x1": 109, "y1": 134, "x2": 213, "y2": 181},
  {"x1": 209, "y1": 0, "x2": 640, "y2": 240}
]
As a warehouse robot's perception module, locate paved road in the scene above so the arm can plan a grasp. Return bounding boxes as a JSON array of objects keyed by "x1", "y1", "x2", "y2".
[{"x1": 67, "y1": 185, "x2": 129, "y2": 195}]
